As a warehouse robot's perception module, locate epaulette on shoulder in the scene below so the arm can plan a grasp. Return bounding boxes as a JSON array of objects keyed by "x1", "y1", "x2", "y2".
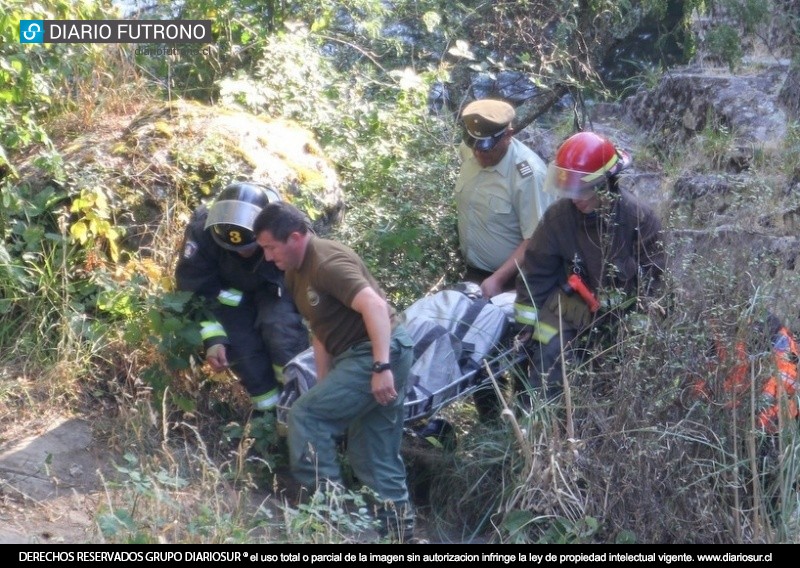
[{"x1": 516, "y1": 160, "x2": 533, "y2": 178}]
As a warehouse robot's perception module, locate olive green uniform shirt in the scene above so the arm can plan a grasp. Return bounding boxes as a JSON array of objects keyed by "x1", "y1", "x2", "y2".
[{"x1": 286, "y1": 236, "x2": 396, "y2": 357}]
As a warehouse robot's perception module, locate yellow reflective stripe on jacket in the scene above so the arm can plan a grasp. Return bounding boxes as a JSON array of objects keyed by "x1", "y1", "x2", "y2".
[
  {"x1": 273, "y1": 364, "x2": 285, "y2": 385},
  {"x1": 514, "y1": 302, "x2": 539, "y2": 326},
  {"x1": 532, "y1": 320, "x2": 558, "y2": 344},
  {"x1": 251, "y1": 388, "x2": 280, "y2": 410},
  {"x1": 514, "y1": 302, "x2": 559, "y2": 344},
  {"x1": 217, "y1": 288, "x2": 243, "y2": 307},
  {"x1": 200, "y1": 320, "x2": 227, "y2": 341}
]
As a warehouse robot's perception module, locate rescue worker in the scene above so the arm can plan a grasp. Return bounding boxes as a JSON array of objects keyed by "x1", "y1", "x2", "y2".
[
  {"x1": 514, "y1": 131, "x2": 665, "y2": 401},
  {"x1": 175, "y1": 182, "x2": 309, "y2": 412},
  {"x1": 253, "y1": 201, "x2": 416, "y2": 543},
  {"x1": 455, "y1": 99, "x2": 554, "y2": 420}
]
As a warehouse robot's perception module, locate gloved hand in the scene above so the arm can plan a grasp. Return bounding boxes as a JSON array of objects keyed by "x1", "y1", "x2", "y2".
[
  {"x1": 205, "y1": 343, "x2": 229, "y2": 372},
  {"x1": 545, "y1": 290, "x2": 592, "y2": 330}
]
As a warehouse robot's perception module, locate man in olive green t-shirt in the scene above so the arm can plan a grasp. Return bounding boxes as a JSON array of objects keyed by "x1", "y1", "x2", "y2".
[{"x1": 253, "y1": 202, "x2": 415, "y2": 543}]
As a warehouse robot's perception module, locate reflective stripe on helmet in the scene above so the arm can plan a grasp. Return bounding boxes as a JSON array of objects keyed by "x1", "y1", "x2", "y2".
[
  {"x1": 217, "y1": 288, "x2": 243, "y2": 307},
  {"x1": 543, "y1": 164, "x2": 599, "y2": 199},
  {"x1": 579, "y1": 153, "x2": 619, "y2": 184},
  {"x1": 200, "y1": 320, "x2": 227, "y2": 341},
  {"x1": 544, "y1": 155, "x2": 620, "y2": 198}
]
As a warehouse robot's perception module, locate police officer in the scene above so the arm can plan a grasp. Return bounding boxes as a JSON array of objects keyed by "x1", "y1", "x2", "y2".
[
  {"x1": 455, "y1": 99, "x2": 554, "y2": 299},
  {"x1": 175, "y1": 182, "x2": 309, "y2": 411}
]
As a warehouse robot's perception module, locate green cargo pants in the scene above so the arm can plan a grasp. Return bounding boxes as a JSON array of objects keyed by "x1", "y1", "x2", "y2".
[{"x1": 287, "y1": 326, "x2": 414, "y2": 507}]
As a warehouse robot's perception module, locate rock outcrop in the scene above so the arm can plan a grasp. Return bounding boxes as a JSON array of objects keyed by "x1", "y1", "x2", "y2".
[
  {"x1": 19, "y1": 100, "x2": 344, "y2": 256},
  {"x1": 620, "y1": 61, "x2": 800, "y2": 324},
  {"x1": 623, "y1": 64, "x2": 790, "y2": 161},
  {"x1": 116, "y1": 100, "x2": 344, "y2": 241}
]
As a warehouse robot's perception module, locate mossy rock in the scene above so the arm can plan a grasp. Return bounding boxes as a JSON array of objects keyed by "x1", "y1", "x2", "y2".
[
  {"x1": 26, "y1": 99, "x2": 343, "y2": 257},
  {"x1": 117, "y1": 100, "x2": 343, "y2": 230}
]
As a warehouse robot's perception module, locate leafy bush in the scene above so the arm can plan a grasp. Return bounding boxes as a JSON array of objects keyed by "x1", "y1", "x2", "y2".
[
  {"x1": 217, "y1": 24, "x2": 460, "y2": 306},
  {"x1": 0, "y1": 0, "x2": 117, "y2": 154},
  {"x1": 705, "y1": 24, "x2": 743, "y2": 71}
]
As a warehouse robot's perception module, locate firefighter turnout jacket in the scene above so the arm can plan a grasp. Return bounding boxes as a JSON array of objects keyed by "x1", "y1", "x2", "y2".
[
  {"x1": 514, "y1": 189, "x2": 665, "y2": 343},
  {"x1": 175, "y1": 205, "x2": 309, "y2": 409}
]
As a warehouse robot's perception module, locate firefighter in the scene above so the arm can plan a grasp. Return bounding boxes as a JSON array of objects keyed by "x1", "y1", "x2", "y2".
[
  {"x1": 175, "y1": 182, "x2": 309, "y2": 412},
  {"x1": 514, "y1": 131, "x2": 665, "y2": 401}
]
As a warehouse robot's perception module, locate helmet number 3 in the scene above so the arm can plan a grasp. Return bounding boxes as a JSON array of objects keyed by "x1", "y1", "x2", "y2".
[{"x1": 228, "y1": 230, "x2": 243, "y2": 244}]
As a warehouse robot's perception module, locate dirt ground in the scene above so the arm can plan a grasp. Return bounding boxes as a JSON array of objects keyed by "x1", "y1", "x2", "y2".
[
  {"x1": 0, "y1": 414, "x2": 107, "y2": 543},
  {"x1": 0, "y1": 412, "x2": 452, "y2": 544}
]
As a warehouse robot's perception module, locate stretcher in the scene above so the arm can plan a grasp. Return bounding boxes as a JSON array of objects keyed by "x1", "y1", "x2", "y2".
[
  {"x1": 276, "y1": 287, "x2": 527, "y2": 427},
  {"x1": 401, "y1": 331, "x2": 526, "y2": 424}
]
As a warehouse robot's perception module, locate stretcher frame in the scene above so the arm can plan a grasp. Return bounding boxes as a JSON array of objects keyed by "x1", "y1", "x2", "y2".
[{"x1": 277, "y1": 331, "x2": 527, "y2": 427}]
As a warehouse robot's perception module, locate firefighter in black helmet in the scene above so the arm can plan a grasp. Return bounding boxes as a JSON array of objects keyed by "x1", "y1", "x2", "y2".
[{"x1": 175, "y1": 182, "x2": 309, "y2": 411}]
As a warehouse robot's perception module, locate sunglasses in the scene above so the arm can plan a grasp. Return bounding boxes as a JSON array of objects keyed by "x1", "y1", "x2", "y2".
[{"x1": 464, "y1": 127, "x2": 507, "y2": 152}]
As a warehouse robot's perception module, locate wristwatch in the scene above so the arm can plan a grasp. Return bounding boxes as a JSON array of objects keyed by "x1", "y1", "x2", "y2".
[{"x1": 371, "y1": 361, "x2": 392, "y2": 373}]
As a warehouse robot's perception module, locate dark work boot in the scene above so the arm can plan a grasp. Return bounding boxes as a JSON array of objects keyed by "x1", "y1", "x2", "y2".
[{"x1": 376, "y1": 503, "x2": 418, "y2": 543}]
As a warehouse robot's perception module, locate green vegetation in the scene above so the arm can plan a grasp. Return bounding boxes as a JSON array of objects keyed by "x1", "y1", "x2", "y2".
[{"x1": 1, "y1": 0, "x2": 799, "y2": 544}]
